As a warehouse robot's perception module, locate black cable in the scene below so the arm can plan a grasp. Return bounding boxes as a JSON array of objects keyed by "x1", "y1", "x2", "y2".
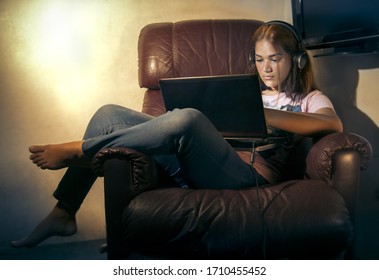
[{"x1": 251, "y1": 141, "x2": 268, "y2": 259}]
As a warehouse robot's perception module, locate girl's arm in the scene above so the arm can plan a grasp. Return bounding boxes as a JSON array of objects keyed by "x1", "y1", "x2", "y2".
[{"x1": 264, "y1": 107, "x2": 343, "y2": 137}]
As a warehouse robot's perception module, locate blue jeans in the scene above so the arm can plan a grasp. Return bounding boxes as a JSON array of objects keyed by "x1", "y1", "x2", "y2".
[{"x1": 54, "y1": 105, "x2": 266, "y2": 211}]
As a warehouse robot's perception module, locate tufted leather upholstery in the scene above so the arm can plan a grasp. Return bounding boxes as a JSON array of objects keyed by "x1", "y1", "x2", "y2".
[{"x1": 92, "y1": 20, "x2": 373, "y2": 259}]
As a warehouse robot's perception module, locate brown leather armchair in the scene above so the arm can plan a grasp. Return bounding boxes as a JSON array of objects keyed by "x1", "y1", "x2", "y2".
[{"x1": 91, "y1": 20, "x2": 373, "y2": 260}]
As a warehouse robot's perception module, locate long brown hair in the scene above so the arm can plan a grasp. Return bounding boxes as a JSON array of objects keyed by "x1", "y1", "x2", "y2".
[{"x1": 251, "y1": 22, "x2": 315, "y2": 99}]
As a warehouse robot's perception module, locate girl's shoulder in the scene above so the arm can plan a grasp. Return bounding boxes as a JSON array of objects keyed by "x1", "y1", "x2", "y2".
[
  {"x1": 300, "y1": 90, "x2": 335, "y2": 112},
  {"x1": 302, "y1": 89, "x2": 325, "y2": 99}
]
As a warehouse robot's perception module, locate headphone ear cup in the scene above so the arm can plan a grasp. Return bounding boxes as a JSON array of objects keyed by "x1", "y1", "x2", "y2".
[
  {"x1": 265, "y1": 21, "x2": 308, "y2": 70},
  {"x1": 295, "y1": 51, "x2": 308, "y2": 70}
]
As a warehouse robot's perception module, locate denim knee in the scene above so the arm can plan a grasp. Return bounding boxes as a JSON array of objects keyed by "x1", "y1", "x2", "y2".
[
  {"x1": 169, "y1": 108, "x2": 209, "y2": 134},
  {"x1": 91, "y1": 104, "x2": 127, "y2": 121}
]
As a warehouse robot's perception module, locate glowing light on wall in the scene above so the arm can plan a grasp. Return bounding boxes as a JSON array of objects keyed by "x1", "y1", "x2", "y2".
[{"x1": 22, "y1": 0, "x2": 110, "y2": 111}]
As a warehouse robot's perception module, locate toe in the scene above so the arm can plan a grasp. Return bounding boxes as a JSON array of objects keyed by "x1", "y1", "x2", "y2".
[{"x1": 29, "y1": 145, "x2": 45, "y2": 153}]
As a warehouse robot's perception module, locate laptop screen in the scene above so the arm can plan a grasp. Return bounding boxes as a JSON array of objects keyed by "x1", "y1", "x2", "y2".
[{"x1": 159, "y1": 74, "x2": 267, "y2": 139}]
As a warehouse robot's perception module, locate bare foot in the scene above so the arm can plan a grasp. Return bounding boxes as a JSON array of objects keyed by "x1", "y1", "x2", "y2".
[
  {"x1": 29, "y1": 141, "x2": 89, "y2": 170},
  {"x1": 11, "y1": 206, "x2": 77, "y2": 248}
]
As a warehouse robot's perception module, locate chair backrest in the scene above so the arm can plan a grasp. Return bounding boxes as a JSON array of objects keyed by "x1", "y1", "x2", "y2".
[{"x1": 138, "y1": 19, "x2": 264, "y2": 116}]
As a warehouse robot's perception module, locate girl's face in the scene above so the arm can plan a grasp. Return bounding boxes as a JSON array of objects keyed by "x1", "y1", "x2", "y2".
[{"x1": 254, "y1": 39, "x2": 292, "y2": 91}]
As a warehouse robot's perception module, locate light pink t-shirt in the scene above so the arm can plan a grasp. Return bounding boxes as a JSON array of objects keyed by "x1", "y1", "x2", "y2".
[
  {"x1": 237, "y1": 90, "x2": 335, "y2": 183},
  {"x1": 261, "y1": 90, "x2": 334, "y2": 114}
]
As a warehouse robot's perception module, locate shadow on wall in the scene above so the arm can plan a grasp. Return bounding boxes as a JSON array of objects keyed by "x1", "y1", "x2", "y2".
[
  {"x1": 311, "y1": 53, "x2": 379, "y2": 152},
  {"x1": 310, "y1": 51, "x2": 379, "y2": 259}
]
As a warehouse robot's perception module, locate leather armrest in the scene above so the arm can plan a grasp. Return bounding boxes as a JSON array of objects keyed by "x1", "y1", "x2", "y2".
[
  {"x1": 305, "y1": 132, "x2": 373, "y2": 222},
  {"x1": 92, "y1": 147, "x2": 158, "y2": 192},
  {"x1": 305, "y1": 132, "x2": 372, "y2": 182},
  {"x1": 91, "y1": 147, "x2": 158, "y2": 259}
]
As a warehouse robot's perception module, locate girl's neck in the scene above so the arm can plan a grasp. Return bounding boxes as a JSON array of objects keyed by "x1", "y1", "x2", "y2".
[{"x1": 262, "y1": 89, "x2": 280, "y2": 96}]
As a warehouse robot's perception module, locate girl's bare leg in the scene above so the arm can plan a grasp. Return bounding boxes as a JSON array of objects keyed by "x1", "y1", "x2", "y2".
[
  {"x1": 11, "y1": 204, "x2": 77, "y2": 248},
  {"x1": 11, "y1": 141, "x2": 88, "y2": 248}
]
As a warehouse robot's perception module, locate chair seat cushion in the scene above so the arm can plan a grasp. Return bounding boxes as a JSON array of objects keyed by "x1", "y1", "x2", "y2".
[{"x1": 121, "y1": 180, "x2": 352, "y2": 259}]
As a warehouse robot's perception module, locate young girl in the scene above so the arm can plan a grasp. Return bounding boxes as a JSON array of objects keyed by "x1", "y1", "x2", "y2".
[{"x1": 11, "y1": 21, "x2": 342, "y2": 248}]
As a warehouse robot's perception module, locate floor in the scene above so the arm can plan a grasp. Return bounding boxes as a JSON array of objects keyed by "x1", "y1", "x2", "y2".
[
  {"x1": 1, "y1": 235, "x2": 377, "y2": 260},
  {"x1": 0, "y1": 239, "x2": 107, "y2": 260}
]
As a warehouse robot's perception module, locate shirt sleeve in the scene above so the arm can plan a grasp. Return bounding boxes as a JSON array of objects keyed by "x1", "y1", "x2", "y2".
[{"x1": 302, "y1": 90, "x2": 335, "y2": 113}]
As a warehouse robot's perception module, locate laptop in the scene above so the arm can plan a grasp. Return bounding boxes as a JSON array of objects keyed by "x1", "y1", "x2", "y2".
[{"x1": 159, "y1": 74, "x2": 268, "y2": 143}]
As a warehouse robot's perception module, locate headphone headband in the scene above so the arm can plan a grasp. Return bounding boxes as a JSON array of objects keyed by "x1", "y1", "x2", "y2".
[
  {"x1": 264, "y1": 20, "x2": 302, "y2": 46},
  {"x1": 257, "y1": 20, "x2": 307, "y2": 70}
]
